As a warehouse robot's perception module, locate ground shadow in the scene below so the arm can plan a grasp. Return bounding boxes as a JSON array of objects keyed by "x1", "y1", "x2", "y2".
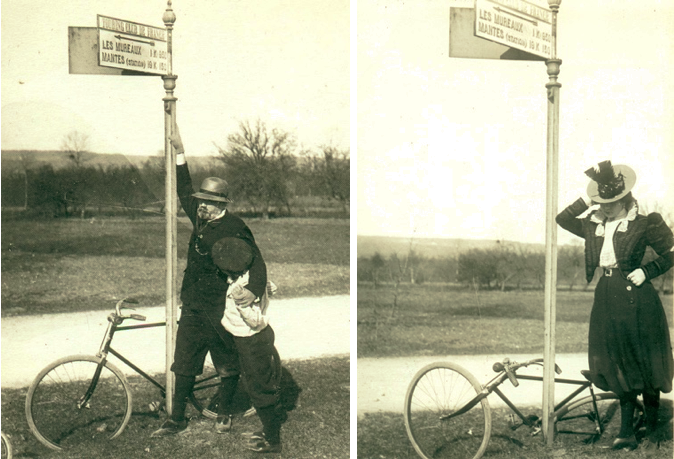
[{"x1": 209, "y1": 365, "x2": 302, "y2": 415}]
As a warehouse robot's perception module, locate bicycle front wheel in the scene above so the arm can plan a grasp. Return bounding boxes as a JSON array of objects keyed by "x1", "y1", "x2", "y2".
[
  {"x1": 25, "y1": 355, "x2": 133, "y2": 451},
  {"x1": 404, "y1": 362, "x2": 492, "y2": 459}
]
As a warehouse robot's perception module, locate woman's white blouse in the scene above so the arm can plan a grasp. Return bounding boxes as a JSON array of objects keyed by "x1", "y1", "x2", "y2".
[{"x1": 599, "y1": 219, "x2": 624, "y2": 268}]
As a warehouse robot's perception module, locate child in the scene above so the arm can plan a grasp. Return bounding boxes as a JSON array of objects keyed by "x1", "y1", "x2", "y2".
[
  {"x1": 223, "y1": 269, "x2": 277, "y2": 337},
  {"x1": 211, "y1": 237, "x2": 284, "y2": 454}
]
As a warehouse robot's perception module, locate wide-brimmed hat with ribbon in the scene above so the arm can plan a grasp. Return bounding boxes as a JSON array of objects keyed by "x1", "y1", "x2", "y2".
[
  {"x1": 585, "y1": 160, "x2": 636, "y2": 203},
  {"x1": 192, "y1": 177, "x2": 234, "y2": 203},
  {"x1": 211, "y1": 237, "x2": 253, "y2": 274}
]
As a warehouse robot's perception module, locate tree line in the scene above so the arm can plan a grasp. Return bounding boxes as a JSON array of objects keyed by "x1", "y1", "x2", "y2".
[
  {"x1": 1, "y1": 120, "x2": 349, "y2": 219},
  {"x1": 358, "y1": 239, "x2": 673, "y2": 293}
]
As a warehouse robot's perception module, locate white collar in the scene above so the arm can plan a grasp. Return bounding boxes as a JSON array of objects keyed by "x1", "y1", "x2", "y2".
[{"x1": 590, "y1": 201, "x2": 638, "y2": 237}]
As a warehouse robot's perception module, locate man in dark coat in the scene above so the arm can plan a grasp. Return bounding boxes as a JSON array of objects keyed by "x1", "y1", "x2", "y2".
[{"x1": 152, "y1": 127, "x2": 273, "y2": 452}]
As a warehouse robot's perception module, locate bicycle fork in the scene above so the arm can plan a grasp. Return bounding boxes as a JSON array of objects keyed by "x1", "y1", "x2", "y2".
[{"x1": 78, "y1": 316, "x2": 118, "y2": 410}]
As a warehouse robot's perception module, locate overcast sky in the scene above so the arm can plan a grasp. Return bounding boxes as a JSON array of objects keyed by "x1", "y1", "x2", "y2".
[
  {"x1": 1, "y1": 0, "x2": 349, "y2": 156},
  {"x1": 3, "y1": 0, "x2": 673, "y2": 246},
  {"x1": 358, "y1": 0, "x2": 674, "y2": 245}
]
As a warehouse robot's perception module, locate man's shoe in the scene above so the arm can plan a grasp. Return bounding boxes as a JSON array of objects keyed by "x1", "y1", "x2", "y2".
[
  {"x1": 215, "y1": 415, "x2": 232, "y2": 433},
  {"x1": 612, "y1": 435, "x2": 638, "y2": 451},
  {"x1": 246, "y1": 438, "x2": 282, "y2": 454},
  {"x1": 151, "y1": 418, "x2": 188, "y2": 437}
]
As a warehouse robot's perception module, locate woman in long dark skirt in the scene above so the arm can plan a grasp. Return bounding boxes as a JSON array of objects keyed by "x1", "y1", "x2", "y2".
[{"x1": 556, "y1": 160, "x2": 674, "y2": 450}]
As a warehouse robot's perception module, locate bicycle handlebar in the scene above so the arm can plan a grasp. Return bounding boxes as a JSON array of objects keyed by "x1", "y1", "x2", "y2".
[
  {"x1": 493, "y1": 357, "x2": 563, "y2": 387},
  {"x1": 113, "y1": 297, "x2": 146, "y2": 322}
]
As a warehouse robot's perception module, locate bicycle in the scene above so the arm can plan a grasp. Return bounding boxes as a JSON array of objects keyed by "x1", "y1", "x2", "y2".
[
  {"x1": 1, "y1": 431, "x2": 12, "y2": 459},
  {"x1": 25, "y1": 297, "x2": 282, "y2": 451},
  {"x1": 404, "y1": 357, "x2": 644, "y2": 459}
]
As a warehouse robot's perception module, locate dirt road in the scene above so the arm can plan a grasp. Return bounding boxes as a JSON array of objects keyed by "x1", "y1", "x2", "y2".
[{"x1": 1, "y1": 295, "x2": 349, "y2": 389}]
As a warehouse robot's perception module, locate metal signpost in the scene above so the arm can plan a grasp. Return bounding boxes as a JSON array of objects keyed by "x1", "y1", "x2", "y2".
[
  {"x1": 542, "y1": 0, "x2": 561, "y2": 444},
  {"x1": 161, "y1": 2, "x2": 178, "y2": 417},
  {"x1": 68, "y1": 1, "x2": 179, "y2": 415},
  {"x1": 449, "y1": 0, "x2": 562, "y2": 444}
]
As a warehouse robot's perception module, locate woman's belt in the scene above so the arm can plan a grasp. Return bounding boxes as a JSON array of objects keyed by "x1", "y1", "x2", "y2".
[{"x1": 602, "y1": 267, "x2": 630, "y2": 277}]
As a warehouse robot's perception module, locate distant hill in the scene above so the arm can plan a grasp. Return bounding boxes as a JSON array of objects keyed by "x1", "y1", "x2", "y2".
[
  {"x1": 0, "y1": 150, "x2": 221, "y2": 173},
  {"x1": 357, "y1": 234, "x2": 546, "y2": 259}
]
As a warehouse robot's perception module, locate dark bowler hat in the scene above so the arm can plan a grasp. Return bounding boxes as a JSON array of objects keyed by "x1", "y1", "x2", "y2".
[
  {"x1": 211, "y1": 237, "x2": 253, "y2": 274},
  {"x1": 585, "y1": 160, "x2": 636, "y2": 203},
  {"x1": 192, "y1": 177, "x2": 234, "y2": 203}
]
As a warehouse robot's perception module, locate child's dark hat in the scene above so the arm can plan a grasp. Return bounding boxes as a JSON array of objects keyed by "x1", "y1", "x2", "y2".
[{"x1": 211, "y1": 237, "x2": 253, "y2": 273}]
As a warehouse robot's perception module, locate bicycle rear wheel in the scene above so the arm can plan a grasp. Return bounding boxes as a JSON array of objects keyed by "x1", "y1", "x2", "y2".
[
  {"x1": 25, "y1": 355, "x2": 132, "y2": 451},
  {"x1": 1, "y1": 431, "x2": 12, "y2": 459},
  {"x1": 189, "y1": 366, "x2": 221, "y2": 419},
  {"x1": 404, "y1": 362, "x2": 492, "y2": 459},
  {"x1": 189, "y1": 346, "x2": 282, "y2": 418},
  {"x1": 556, "y1": 392, "x2": 643, "y2": 443}
]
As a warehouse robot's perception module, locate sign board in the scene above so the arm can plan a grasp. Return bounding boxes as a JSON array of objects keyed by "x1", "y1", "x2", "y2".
[
  {"x1": 97, "y1": 15, "x2": 168, "y2": 75},
  {"x1": 449, "y1": 8, "x2": 544, "y2": 61},
  {"x1": 474, "y1": 0, "x2": 552, "y2": 59},
  {"x1": 69, "y1": 27, "x2": 147, "y2": 75}
]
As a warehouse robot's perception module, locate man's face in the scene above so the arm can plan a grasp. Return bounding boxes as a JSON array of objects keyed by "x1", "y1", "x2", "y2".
[{"x1": 197, "y1": 199, "x2": 226, "y2": 220}]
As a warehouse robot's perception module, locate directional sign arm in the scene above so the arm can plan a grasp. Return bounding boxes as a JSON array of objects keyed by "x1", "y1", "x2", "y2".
[{"x1": 114, "y1": 34, "x2": 156, "y2": 46}]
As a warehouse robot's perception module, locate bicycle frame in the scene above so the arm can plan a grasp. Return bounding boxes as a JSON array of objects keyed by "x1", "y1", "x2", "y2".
[
  {"x1": 90, "y1": 311, "x2": 222, "y2": 405},
  {"x1": 105, "y1": 320, "x2": 169, "y2": 397},
  {"x1": 488, "y1": 373, "x2": 601, "y2": 434},
  {"x1": 441, "y1": 361, "x2": 606, "y2": 436},
  {"x1": 74, "y1": 312, "x2": 169, "y2": 410},
  {"x1": 110, "y1": 321, "x2": 222, "y2": 395}
]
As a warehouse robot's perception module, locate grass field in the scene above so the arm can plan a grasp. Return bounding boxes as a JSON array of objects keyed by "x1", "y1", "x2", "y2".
[
  {"x1": 1, "y1": 356, "x2": 349, "y2": 459},
  {"x1": 1, "y1": 214, "x2": 349, "y2": 316},
  {"x1": 358, "y1": 283, "x2": 674, "y2": 457},
  {"x1": 358, "y1": 402, "x2": 674, "y2": 459},
  {"x1": 1, "y1": 213, "x2": 350, "y2": 457},
  {"x1": 357, "y1": 283, "x2": 674, "y2": 357}
]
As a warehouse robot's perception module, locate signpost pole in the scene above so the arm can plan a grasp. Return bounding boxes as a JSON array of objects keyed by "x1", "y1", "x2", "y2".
[
  {"x1": 542, "y1": 0, "x2": 561, "y2": 445},
  {"x1": 162, "y1": 0, "x2": 178, "y2": 416}
]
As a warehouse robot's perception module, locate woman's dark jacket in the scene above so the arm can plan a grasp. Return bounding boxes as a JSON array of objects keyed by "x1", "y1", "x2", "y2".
[
  {"x1": 177, "y1": 163, "x2": 267, "y2": 315},
  {"x1": 556, "y1": 198, "x2": 673, "y2": 282}
]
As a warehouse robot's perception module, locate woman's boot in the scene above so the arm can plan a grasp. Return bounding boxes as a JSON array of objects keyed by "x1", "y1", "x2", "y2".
[{"x1": 612, "y1": 392, "x2": 638, "y2": 450}]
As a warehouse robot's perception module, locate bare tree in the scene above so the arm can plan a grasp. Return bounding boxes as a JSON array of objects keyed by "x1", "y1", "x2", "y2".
[
  {"x1": 60, "y1": 130, "x2": 91, "y2": 217},
  {"x1": 315, "y1": 145, "x2": 350, "y2": 212},
  {"x1": 558, "y1": 242, "x2": 584, "y2": 291},
  {"x1": 370, "y1": 252, "x2": 386, "y2": 287},
  {"x1": 18, "y1": 153, "x2": 36, "y2": 210},
  {"x1": 215, "y1": 119, "x2": 297, "y2": 218},
  {"x1": 61, "y1": 131, "x2": 90, "y2": 168}
]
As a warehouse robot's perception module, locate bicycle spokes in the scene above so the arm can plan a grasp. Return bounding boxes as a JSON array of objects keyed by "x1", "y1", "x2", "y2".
[
  {"x1": 26, "y1": 357, "x2": 131, "y2": 450},
  {"x1": 405, "y1": 363, "x2": 491, "y2": 459}
]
